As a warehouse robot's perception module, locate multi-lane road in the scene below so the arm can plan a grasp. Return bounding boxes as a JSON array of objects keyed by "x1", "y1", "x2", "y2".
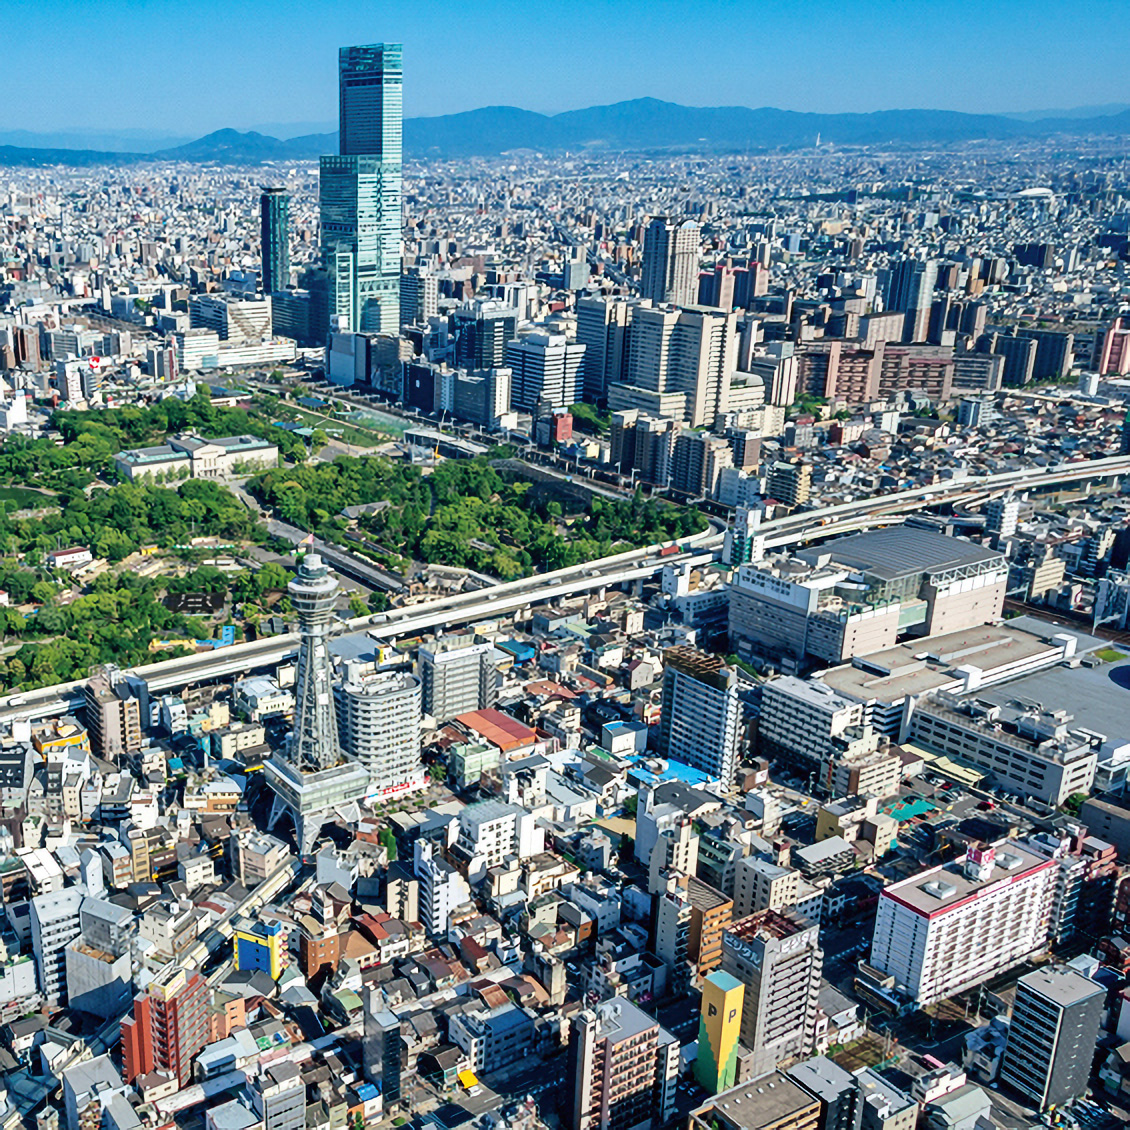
[{"x1": 3, "y1": 454, "x2": 1129, "y2": 725}]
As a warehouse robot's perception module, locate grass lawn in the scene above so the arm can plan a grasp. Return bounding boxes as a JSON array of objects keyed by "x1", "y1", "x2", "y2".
[
  {"x1": 287, "y1": 407, "x2": 390, "y2": 449},
  {"x1": 0, "y1": 486, "x2": 56, "y2": 508},
  {"x1": 1097, "y1": 647, "x2": 1127, "y2": 663},
  {"x1": 347, "y1": 408, "x2": 408, "y2": 438},
  {"x1": 831, "y1": 1034, "x2": 893, "y2": 1072}
]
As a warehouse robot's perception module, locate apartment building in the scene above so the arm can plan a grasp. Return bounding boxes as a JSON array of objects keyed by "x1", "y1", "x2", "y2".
[
  {"x1": 826, "y1": 740, "x2": 903, "y2": 800},
  {"x1": 63, "y1": 1056, "x2": 130, "y2": 1130},
  {"x1": 687, "y1": 877, "x2": 733, "y2": 975},
  {"x1": 659, "y1": 647, "x2": 743, "y2": 784},
  {"x1": 363, "y1": 987, "x2": 402, "y2": 1102},
  {"x1": 765, "y1": 461, "x2": 812, "y2": 509},
  {"x1": 815, "y1": 797, "x2": 898, "y2": 859},
  {"x1": 449, "y1": 1001, "x2": 536, "y2": 1074},
  {"x1": 855, "y1": 1069, "x2": 918, "y2": 1130},
  {"x1": 999, "y1": 966, "x2": 1103, "y2": 1110},
  {"x1": 868, "y1": 842, "x2": 1055, "y2": 1006},
  {"x1": 569, "y1": 997, "x2": 678, "y2": 1130},
  {"x1": 457, "y1": 799, "x2": 542, "y2": 867},
  {"x1": 787, "y1": 1057, "x2": 864, "y2": 1130},
  {"x1": 733, "y1": 858, "x2": 800, "y2": 920},
  {"x1": 610, "y1": 303, "x2": 738, "y2": 428},
  {"x1": 720, "y1": 910, "x2": 823, "y2": 1078},
  {"x1": 30, "y1": 887, "x2": 83, "y2": 1006},
  {"x1": 418, "y1": 636, "x2": 497, "y2": 724},
  {"x1": 236, "y1": 831, "x2": 291, "y2": 888},
  {"x1": 652, "y1": 877, "x2": 694, "y2": 993},
  {"x1": 85, "y1": 671, "x2": 142, "y2": 760},
  {"x1": 335, "y1": 671, "x2": 426, "y2": 796},
  {"x1": 121, "y1": 965, "x2": 210, "y2": 1086},
  {"x1": 413, "y1": 840, "x2": 471, "y2": 936},
  {"x1": 252, "y1": 1061, "x2": 307, "y2": 1130}
]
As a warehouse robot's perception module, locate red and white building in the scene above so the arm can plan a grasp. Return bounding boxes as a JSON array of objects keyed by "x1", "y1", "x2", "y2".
[
  {"x1": 869, "y1": 842, "x2": 1055, "y2": 1006},
  {"x1": 47, "y1": 545, "x2": 93, "y2": 569}
]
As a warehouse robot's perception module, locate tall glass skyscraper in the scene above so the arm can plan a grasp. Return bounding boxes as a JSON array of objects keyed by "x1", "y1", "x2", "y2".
[
  {"x1": 320, "y1": 43, "x2": 402, "y2": 336},
  {"x1": 339, "y1": 43, "x2": 403, "y2": 159},
  {"x1": 259, "y1": 186, "x2": 290, "y2": 295}
]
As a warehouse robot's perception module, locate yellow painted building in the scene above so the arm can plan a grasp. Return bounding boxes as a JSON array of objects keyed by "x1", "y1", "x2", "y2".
[
  {"x1": 32, "y1": 719, "x2": 90, "y2": 757},
  {"x1": 233, "y1": 920, "x2": 286, "y2": 981},
  {"x1": 694, "y1": 970, "x2": 745, "y2": 1094}
]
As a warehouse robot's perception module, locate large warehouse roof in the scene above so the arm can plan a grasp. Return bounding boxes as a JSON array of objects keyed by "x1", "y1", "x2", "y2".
[{"x1": 798, "y1": 527, "x2": 1003, "y2": 581}]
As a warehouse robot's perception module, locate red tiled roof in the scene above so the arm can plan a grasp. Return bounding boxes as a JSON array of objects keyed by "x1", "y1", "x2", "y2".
[{"x1": 455, "y1": 708, "x2": 537, "y2": 752}]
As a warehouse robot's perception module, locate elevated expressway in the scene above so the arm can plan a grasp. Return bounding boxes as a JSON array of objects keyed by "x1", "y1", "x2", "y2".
[{"x1": 3, "y1": 454, "x2": 1128, "y2": 725}]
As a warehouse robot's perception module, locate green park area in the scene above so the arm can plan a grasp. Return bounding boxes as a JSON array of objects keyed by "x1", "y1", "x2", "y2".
[
  {"x1": 0, "y1": 386, "x2": 706, "y2": 693},
  {"x1": 249, "y1": 455, "x2": 707, "y2": 580}
]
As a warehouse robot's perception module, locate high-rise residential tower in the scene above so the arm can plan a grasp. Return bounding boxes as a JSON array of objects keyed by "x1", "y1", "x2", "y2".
[
  {"x1": 266, "y1": 555, "x2": 367, "y2": 852},
  {"x1": 999, "y1": 966, "x2": 1103, "y2": 1110},
  {"x1": 363, "y1": 986, "x2": 403, "y2": 1104},
  {"x1": 121, "y1": 965, "x2": 209, "y2": 1086},
  {"x1": 611, "y1": 304, "x2": 738, "y2": 427},
  {"x1": 882, "y1": 258, "x2": 938, "y2": 343},
  {"x1": 569, "y1": 998, "x2": 679, "y2": 1130},
  {"x1": 575, "y1": 295, "x2": 637, "y2": 402},
  {"x1": 336, "y1": 670, "x2": 426, "y2": 798},
  {"x1": 320, "y1": 43, "x2": 402, "y2": 336},
  {"x1": 85, "y1": 667, "x2": 142, "y2": 760},
  {"x1": 658, "y1": 647, "x2": 743, "y2": 784},
  {"x1": 418, "y1": 635, "x2": 497, "y2": 723},
  {"x1": 30, "y1": 887, "x2": 83, "y2": 1006},
  {"x1": 642, "y1": 218, "x2": 700, "y2": 307},
  {"x1": 260, "y1": 187, "x2": 290, "y2": 296}
]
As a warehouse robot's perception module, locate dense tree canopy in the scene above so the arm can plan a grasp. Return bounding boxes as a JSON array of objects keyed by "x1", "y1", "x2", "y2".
[
  {"x1": 0, "y1": 478, "x2": 261, "y2": 563},
  {"x1": 249, "y1": 455, "x2": 706, "y2": 579},
  {"x1": 53, "y1": 388, "x2": 309, "y2": 463},
  {"x1": 0, "y1": 570, "x2": 203, "y2": 693}
]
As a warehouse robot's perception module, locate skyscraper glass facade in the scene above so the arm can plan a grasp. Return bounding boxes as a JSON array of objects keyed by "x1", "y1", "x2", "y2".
[
  {"x1": 259, "y1": 187, "x2": 290, "y2": 295},
  {"x1": 319, "y1": 43, "x2": 402, "y2": 336}
]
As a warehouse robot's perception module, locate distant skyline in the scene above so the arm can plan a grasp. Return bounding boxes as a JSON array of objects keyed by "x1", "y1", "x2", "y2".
[{"x1": 6, "y1": 0, "x2": 1129, "y2": 134}]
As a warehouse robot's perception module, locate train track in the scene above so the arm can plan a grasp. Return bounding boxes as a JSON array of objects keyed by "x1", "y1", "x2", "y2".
[{"x1": 1003, "y1": 598, "x2": 1130, "y2": 649}]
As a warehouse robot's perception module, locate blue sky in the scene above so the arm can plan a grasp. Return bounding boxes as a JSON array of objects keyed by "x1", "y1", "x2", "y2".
[{"x1": 8, "y1": 0, "x2": 1129, "y2": 134}]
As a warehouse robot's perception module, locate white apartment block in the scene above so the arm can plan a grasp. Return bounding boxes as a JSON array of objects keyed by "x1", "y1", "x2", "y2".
[
  {"x1": 869, "y1": 842, "x2": 1055, "y2": 1007},
  {"x1": 758, "y1": 676, "x2": 864, "y2": 767},
  {"x1": 458, "y1": 799, "x2": 542, "y2": 866},
  {"x1": 414, "y1": 840, "x2": 471, "y2": 937},
  {"x1": 732, "y1": 858, "x2": 800, "y2": 919},
  {"x1": 30, "y1": 887, "x2": 84, "y2": 1005}
]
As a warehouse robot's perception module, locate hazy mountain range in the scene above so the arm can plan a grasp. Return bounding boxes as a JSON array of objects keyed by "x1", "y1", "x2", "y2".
[{"x1": 1, "y1": 98, "x2": 1128, "y2": 165}]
